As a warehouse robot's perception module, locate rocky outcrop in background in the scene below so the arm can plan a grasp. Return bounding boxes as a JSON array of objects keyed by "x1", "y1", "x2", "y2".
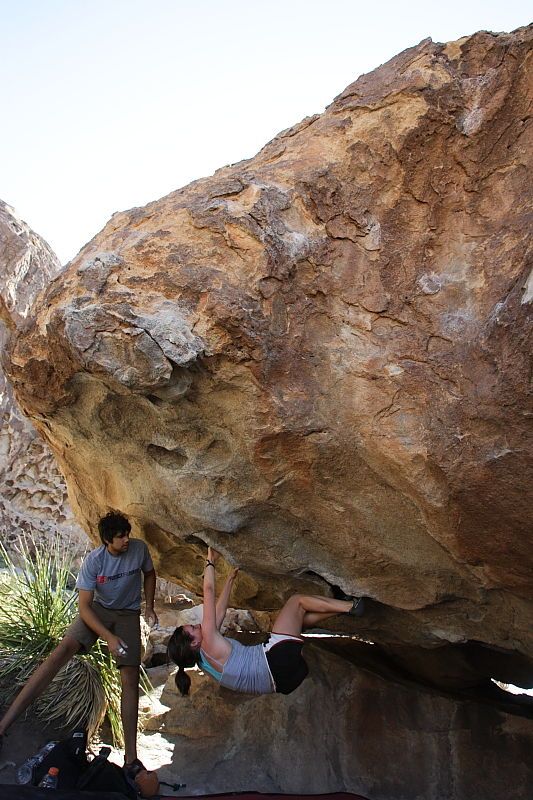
[
  {"x1": 0, "y1": 201, "x2": 86, "y2": 558},
  {"x1": 1, "y1": 22, "x2": 532, "y2": 763}
]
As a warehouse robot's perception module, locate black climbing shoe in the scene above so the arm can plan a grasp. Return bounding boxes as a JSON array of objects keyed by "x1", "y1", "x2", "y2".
[
  {"x1": 331, "y1": 584, "x2": 366, "y2": 617},
  {"x1": 349, "y1": 597, "x2": 365, "y2": 617}
]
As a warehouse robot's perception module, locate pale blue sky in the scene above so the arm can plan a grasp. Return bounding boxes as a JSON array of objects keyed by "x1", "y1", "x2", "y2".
[{"x1": 1, "y1": 0, "x2": 530, "y2": 263}]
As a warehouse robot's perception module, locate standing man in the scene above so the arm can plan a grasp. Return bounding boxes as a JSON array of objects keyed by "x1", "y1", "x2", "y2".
[{"x1": 0, "y1": 511, "x2": 158, "y2": 777}]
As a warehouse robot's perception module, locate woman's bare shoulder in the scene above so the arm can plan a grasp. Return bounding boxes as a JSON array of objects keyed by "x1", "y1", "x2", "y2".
[{"x1": 202, "y1": 629, "x2": 232, "y2": 664}]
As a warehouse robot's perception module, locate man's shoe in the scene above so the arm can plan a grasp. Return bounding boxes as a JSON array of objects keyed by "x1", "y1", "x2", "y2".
[{"x1": 123, "y1": 757, "x2": 146, "y2": 781}]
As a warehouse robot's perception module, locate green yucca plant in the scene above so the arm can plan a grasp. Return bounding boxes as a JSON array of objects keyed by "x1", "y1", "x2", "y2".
[{"x1": 0, "y1": 535, "x2": 150, "y2": 746}]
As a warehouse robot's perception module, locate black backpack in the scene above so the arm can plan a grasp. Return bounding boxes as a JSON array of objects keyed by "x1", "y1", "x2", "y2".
[
  {"x1": 32, "y1": 732, "x2": 137, "y2": 798},
  {"x1": 33, "y1": 730, "x2": 89, "y2": 789}
]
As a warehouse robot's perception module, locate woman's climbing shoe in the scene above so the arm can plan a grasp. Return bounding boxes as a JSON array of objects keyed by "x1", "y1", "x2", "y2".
[
  {"x1": 349, "y1": 597, "x2": 365, "y2": 617},
  {"x1": 331, "y1": 585, "x2": 366, "y2": 617}
]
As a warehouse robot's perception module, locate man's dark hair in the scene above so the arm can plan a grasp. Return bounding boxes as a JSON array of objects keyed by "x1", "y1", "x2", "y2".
[{"x1": 98, "y1": 511, "x2": 131, "y2": 544}]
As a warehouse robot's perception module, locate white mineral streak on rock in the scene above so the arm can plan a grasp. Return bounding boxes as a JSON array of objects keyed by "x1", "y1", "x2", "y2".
[
  {"x1": 385, "y1": 363, "x2": 404, "y2": 376},
  {"x1": 522, "y1": 266, "x2": 533, "y2": 304},
  {"x1": 417, "y1": 272, "x2": 442, "y2": 295},
  {"x1": 458, "y1": 69, "x2": 504, "y2": 137}
]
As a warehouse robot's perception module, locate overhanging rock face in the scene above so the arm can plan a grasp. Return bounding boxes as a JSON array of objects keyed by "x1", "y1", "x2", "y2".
[{"x1": 3, "y1": 28, "x2": 532, "y2": 692}]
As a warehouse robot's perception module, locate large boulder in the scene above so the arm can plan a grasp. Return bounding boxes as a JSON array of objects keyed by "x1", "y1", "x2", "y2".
[{"x1": 2, "y1": 28, "x2": 532, "y2": 695}]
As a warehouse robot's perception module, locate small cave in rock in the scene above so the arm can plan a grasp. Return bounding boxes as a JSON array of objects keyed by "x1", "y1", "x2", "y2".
[
  {"x1": 293, "y1": 569, "x2": 332, "y2": 590},
  {"x1": 184, "y1": 533, "x2": 206, "y2": 546},
  {"x1": 300, "y1": 569, "x2": 327, "y2": 580},
  {"x1": 147, "y1": 443, "x2": 187, "y2": 470},
  {"x1": 145, "y1": 394, "x2": 166, "y2": 407},
  {"x1": 145, "y1": 365, "x2": 194, "y2": 404}
]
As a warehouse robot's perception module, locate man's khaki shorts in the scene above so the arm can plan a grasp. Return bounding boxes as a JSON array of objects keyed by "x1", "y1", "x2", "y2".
[{"x1": 64, "y1": 602, "x2": 141, "y2": 666}]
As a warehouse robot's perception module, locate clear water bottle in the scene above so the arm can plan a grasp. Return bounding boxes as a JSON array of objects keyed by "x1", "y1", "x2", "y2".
[
  {"x1": 16, "y1": 740, "x2": 58, "y2": 784},
  {"x1": 38, "y1": 766, "x2": 59, "y2": 789}
]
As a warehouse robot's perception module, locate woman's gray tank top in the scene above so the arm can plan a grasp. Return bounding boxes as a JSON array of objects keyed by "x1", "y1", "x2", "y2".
[{"x1": 206, "y1": 638, "x2": 275, "y2": 695}]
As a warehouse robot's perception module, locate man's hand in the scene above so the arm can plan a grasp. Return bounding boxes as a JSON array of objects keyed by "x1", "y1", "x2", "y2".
[
  {"x1": 145, "y1": 608, "x2": 159, "y2": 628},
  {"x1": 229, "y1": 567, "x2": 240, "y2": 581},
  {"x1": 207, "y1": 546, "x2": 221, "y2": 564},
  {"x1": 107, "y1": 633, "x2": 128, "y2": 657}
]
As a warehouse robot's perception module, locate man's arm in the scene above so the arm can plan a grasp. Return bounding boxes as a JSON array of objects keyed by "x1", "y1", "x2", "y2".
[
  {"x1": 78, "y1": 590, "x2": 124, "y2": 656},
  {"x1": 215, "y1": 567, "x2": 239, "y2": 630},
  {"x1": 143, "y1": 569, "x2": 158, "y2": 627}
]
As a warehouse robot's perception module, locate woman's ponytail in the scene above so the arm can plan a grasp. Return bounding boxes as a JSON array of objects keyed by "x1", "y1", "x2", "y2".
[
  {"x1": 175, "y1": 665, "x2": 192, "y2": 696},
  {"x1": 167, "y1": 626, "x2": 200, "y2": 696}
]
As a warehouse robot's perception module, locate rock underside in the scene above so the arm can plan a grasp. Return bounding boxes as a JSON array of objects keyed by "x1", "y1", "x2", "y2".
[{"x1": 0, "y1": 25, "x2": 533, "y2": 797}]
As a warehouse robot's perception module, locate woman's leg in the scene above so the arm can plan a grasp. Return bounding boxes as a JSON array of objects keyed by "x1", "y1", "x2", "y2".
[
  {"x1": 272, "y1": 594, "x2": 353, "y2": 637},
  {"x1": 302, "y1": 611, "x2": 341, "y2": 629}
]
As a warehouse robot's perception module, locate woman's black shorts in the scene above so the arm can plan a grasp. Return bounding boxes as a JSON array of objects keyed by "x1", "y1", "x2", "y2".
[{"x1": 265, "y1": 638, "x2": 309, "y2": 695}]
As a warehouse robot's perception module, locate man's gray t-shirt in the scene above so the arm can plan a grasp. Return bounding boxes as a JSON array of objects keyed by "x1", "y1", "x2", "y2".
[{"x1": 76, "y1": 539, "x2": 153, "y2": 610}]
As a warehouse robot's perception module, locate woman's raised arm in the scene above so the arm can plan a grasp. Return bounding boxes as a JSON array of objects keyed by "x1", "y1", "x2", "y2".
[
  {"x1": 215, "y1": 565, "x2": 240, "y2": 629},
  {"x1": 201, "y1": 548, "x2": 232, "y2": 661},
  {"x1": 201, "y1": 547, "x2": 219, "y2": 636}
]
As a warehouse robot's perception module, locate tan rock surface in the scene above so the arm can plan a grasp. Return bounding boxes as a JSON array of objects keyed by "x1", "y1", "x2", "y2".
[
  {"x1": 0, "y1": 201, "x2": 87, "y2": 558},
  {"x1": 2, "y1": 28, "x2": 533, "y2": 691}
]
